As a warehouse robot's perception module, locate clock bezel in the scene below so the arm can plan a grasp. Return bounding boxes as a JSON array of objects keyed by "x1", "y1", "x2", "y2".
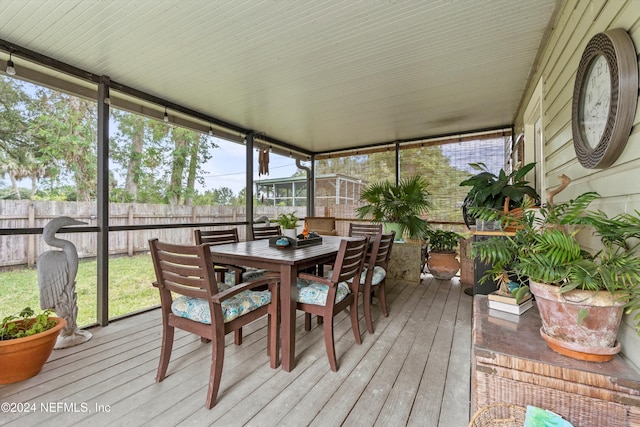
[{"x1": 571, "y1": 28, "x2": 638, "y2": 169}]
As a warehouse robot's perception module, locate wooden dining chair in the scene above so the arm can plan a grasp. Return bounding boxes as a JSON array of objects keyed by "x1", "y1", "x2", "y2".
[
  {"x1": 304, "y1": 216, "x2": 338, "y2": 236},
  {"x1": 251, "y1": 224, "x2": 282, "y2": 240},
  {"x1": 357, "y1": 231, "x2": 395, "y2": 333},
  {"x1": 149, "y1": 238, "x2": 279, "y2": 409},
  {"x1": 349, "y1": 222, "x2": 383, "y2": 237},
  {"x1": 194, "y1": 228, "x2": 271, "y2": 344},
  {"x1": 295, "y1": 237, "x2": 368, "y2": 371},
  {"x1": 194, "y1": 228, "x2": 244, "y2": 285},
  {"x1": 194, "y1": 228, "x2": 269, "y2": 283}
]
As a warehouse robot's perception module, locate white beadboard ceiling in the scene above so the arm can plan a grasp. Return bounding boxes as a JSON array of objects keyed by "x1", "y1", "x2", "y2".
[{"x1": 0, "y1": 0, "x2": 560, "y2": 154}]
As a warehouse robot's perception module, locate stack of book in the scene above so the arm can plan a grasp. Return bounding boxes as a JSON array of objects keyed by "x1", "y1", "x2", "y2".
[{"x1": 487, "y1": 291, "x2": 533, "y2": 315}]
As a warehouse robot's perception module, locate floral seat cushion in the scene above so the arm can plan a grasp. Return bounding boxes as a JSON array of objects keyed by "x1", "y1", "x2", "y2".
[
  {"x1": 242, "y1": 267, "x2": 268, "y2": 281},
  {"x1": 217, "y1": 282, "x2": 233, "y2": 292},
  {"x1": 223, "y1": 268, "x2": 268, "y2": 286},
  {"x1": 361, "y1": 266, "x2": 387, "y2": 285},
  {"x1": 171, "y1": 290, "x2": 271, "y2": 324},
  {"x1": 296, "y1": 278, "x2": 350, "y2": 305},
  {"x1": 325, "y1": 266, "x2": 387, "y2": 286}
]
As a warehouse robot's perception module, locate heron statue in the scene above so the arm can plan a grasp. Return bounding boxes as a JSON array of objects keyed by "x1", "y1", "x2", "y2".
[
  {"x1": 255, "y1": 215, "x2": 271, "y2": 225},
  {"x1": 37, "y1": 216, "x2": 91, "y2": 349}
]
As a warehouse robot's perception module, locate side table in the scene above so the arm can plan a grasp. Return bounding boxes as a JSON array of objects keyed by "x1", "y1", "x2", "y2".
[{"x1": 472, "y1": 296, "x2": 640, "y2": 426}]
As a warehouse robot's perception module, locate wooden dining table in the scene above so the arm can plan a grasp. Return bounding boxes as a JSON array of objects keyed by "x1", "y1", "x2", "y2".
[{"x1": 208, "y1": 235, "x2": 348, "y2": 372}]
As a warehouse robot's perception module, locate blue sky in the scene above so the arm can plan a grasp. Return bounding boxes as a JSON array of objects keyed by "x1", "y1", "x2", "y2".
[{"x1": 200, "y1": 137, "x2": 301, "y2": 194}]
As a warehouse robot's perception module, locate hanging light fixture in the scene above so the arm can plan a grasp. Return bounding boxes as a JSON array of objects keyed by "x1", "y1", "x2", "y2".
[
  {"x1": 6, "y1": 52, "x2": 16, "y2": 76},
  {"x1": 163, "y1": 107, "x2": 169, "y2": 123},
  {"x1": 208, "y1": 125, "x2": 214, "y2": 136}
]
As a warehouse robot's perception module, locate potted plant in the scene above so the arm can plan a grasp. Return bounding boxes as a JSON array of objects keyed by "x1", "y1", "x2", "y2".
[
  {"x1": 471, "y1": 199, "x2": 539, "y2": 302},
  {"x1": 473, "y1": 192, "x2": 640, "y2": 362},
  {"x1": 0, "y1": 307, "x2": 66, "y2": 384},
  {"x1": 425, "y1": 228, "x2": 463, "y2": 280},
  {"x1": 459, "y1": 162, "x2": 539, "y2": 230},
  {"x1": 276, "y1": 211, "x2": 299, "y2": 239},
  {"x1": 355, "y1": 175, "x2": 432, "y2": 240}
]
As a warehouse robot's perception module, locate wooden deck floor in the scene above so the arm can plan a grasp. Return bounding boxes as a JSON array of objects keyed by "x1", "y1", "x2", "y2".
[{"x1": 0, "y1": 275, "x2": 472, "y2": 427}]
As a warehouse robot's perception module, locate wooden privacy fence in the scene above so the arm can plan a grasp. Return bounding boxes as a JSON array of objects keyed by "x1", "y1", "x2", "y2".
[
  {"x1": 0, "y1": 200, "x2": 459, "y2": 270},
  {"x1": 0, "y1": 200, "x2": 293, "y2": 269}
]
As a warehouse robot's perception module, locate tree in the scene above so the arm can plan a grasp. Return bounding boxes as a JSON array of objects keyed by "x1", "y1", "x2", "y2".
[
  {"x1": 215, "y1": 187, "x2": 235, "y2": 205},
  {"x1": 110, "y1": 111, "x2": 170, "y2": 202},
  {"x1": 110, "y1": 110, "x2": 219, "y2": 205},
  {"x1": 1, "y1": 79, "x2": 99, "y2": 200},
  {"x1": 28, "y1": 89, "x2": 97, "y2": 202},
  {"x1": 166, "y1": 127, "x2": 190, "y2": 204},
  {"x1": 165, "y1": 127, "x2": 220, "y2": 205},
  {"x1": 0, "y1": 77, "x2": 41, "y2": 199},
  {"x1": 110, "y1": 111, "x2": 146, "y2": 201},
  {"x1": 184, "y1": 134, "x2": 200, "y2": 206},
  {"x1": 192, "y1": 187, "x2": 240, "y2": 206},
  {"x1": 236, "y1": 187, "x2": 247, "y2": 206},
  {"x1": 1, "y1": 78, "x2": 243, "y2": 205}
]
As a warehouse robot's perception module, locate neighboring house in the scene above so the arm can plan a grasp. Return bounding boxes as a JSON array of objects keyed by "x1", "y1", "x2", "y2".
[{"x1": 255, "y1": 173, "x2": 366, "y2": 207}]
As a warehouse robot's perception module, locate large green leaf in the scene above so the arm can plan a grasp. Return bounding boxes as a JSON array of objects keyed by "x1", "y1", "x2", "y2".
[{"x1": 356, "y1": 175, "x2": 431, "y2": 239}]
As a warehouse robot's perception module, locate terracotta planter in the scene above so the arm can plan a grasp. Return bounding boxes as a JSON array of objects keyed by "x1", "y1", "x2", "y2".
[
  {"x1": 529, "y1": 280, "x2": 625, "y2": 362},
  {"x1": 0, "y1": 317, "x2": 66, "y2": 384},
  {"x1": 427, "y1": 251, "x2": 460, "y2": 280}
]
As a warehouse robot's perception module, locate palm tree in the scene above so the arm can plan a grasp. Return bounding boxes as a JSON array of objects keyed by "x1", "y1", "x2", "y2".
[{"x1": 356, "y1": 175, "x2": 432, "y2": 239}]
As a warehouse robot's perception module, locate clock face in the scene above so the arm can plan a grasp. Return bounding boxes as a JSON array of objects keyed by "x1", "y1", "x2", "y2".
[{"x1": 578, "y1": 54, "x2": 611, "y2": 148}]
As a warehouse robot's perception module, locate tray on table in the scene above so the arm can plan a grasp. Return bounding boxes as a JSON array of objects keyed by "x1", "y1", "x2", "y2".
[{"x1": 269, "y1": 236, "x2": 323, "y2": 248}]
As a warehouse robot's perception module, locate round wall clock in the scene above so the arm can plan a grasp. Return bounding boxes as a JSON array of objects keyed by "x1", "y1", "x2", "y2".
[{"x1": 571, "y1": 28, "x2": 638, "y2": 169}]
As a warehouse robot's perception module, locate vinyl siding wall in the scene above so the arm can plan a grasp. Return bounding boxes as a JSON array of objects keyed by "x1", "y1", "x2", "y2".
[{"x1": 515, "y1": 0, "x2": 640, "y2": 369}]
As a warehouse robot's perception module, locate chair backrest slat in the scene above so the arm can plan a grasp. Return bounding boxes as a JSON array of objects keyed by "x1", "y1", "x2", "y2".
[
  {"x1": 156, "y1": 250, "x2": 202, "y2": 268},
  {"x1": 252, "y1": 225, "x2": 282, "y2": 240},
  {"x1": 162, "y1": 278, "x2": 210, "y2": 299},
  {"x1": 331, "y1": 237, "x2": 368, "y2": 285},
  {"x1": 150, "y1": 238, "x2": 220, "y2": 297},
  {"x1": 194, "y1": 228, "x2": 240, "y2": 246},
  {"x1": 349, "y1": 223, "x2": 382, "y2": 238},
  {"x1": 161, "y1": 267, "x2": 205, "y2": 285},
  {"x1": 374, "y1": 231, "x2": 395, "y2": 268}
]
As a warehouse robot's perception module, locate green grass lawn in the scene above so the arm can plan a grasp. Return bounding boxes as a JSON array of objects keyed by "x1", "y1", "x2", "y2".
[{"x1": 0, "y1": 254, "x2": 158, "y2": 326}]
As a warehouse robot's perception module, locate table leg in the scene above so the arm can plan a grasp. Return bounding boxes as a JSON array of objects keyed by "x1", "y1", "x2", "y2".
[{"x1": 280, "y1": 264, "x2": 297, "y2": 372}]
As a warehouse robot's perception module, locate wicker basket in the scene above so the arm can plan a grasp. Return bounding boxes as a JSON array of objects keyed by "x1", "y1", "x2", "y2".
[
  {"x1": 468, "y1": 404, "x2": 527, "y2": 427},
  {"x1": 502, "y1": 196, "x2": 524, "y2": 232}
]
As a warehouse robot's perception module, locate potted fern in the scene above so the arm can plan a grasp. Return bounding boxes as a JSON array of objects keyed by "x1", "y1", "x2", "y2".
[
  {"x1": 425, "y1": 228, "x2": 463, "y2": 280},
  {"x1": 356, "y1": 175, "x2": 432, "y2": 241},
  {"x1": 473, "y1": 192, "x2": 640, "y2": 362},
  {"x1": 0, "y1": 307, "x2": 66, "y2": 384}
]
